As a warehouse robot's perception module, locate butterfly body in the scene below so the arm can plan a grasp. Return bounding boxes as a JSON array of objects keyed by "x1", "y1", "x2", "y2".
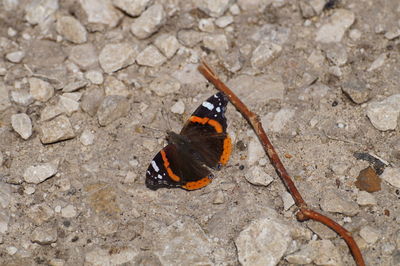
[{"x1": 145, "y1": 92, "x2": 232, "y2": 190}]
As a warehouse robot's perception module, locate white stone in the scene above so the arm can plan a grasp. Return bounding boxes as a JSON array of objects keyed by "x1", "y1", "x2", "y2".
[
  {"x1": 6, "y1": 51, "x2": 25, "y2": 63},
  {"x1": 123, "y1": 171, "x2": 137, "y2": 183},
  {"x1": 31, "y1": 226, "x2": 58, "y2": 245},
  {"x1": 85, "y1": 70, "x2": 104, "y2": 84},
  {"x1": 11, "y1": 113, "x2": 32, "y2": 140},
  {"x1": 39, "y1": 115, "x2": 76, "y2": 144},
  {"x1": 261, "y1": 108, "x2": 295, "y2": 132},
  {"x1": 235, "y1": 215, "x2": 292, "y2": 266},
  {"x1": 359, "y1": 225, "x2": 380, "y2": 244},
  {"x1": 154, "y1": 34, "x2": 180, "y2": 59},
  {"x1": 202, "y1": 34, "x2": 229, "y2": 52},
  {"x1": 80, "y1": 0, "x2": 122, "y2": 27},
  {"x1": 367, "y1": 53, "x2": 387, "y2": 72},
  {"x1": 104, "y1": 76, "x2": 130, "y2": 97},
  {"x1": 245, "y1": 166, "x2": 273, "y2": 186},
  {"x1": 384, "y1": 29, "x2": 400, "y2": 40},
  {"x1": 172, "y1": 64, "x2": 205, "y2": 84},
  {"x1": 40, "y1": 104, "x2": 64, "y2": 121},
  {"x1": 237, "y1": 0, "x2": 271, "y2": 12},
  {"x1": 6, "y1": 246, "x2": 17, "y2": 255},
  {"x1": 99, "y1": 43, "x2": 137, "y2": 73},
  {"x1": 357, "y1": 191, "x2": 377, "y2": 206},
  {"x1": 381, "y1": 167, "x2": 400, "y2": 189},
  {"x1": 24, "y1": 186, "x2": 36, "y2": 195},
  {"x1": 215, "y1": 15, "x2": 233, "y2": 28},
  {"x1": 170, "y1": 100, "x2": 185, "y2": 114},
  {"x1": 251, "y1": 41, "x2": 282, "y2": 70},
  {"x1": 349, "y1": 29, "x2": 362, "y2": 41},
  {"x1": 281, "y1": 191, "x2": 295, "y2": 210},
  {"x1": 29, "y1": 77, "x2": 54, "y2": 102},
  {"x1": 149, "y1": 75, "x2": 181, "y2": 97},
  {"x1": 97, "y1": 96, "x2": 130, "y2": 126},
  {"x1": 130, "y1": 4, "x2": 166, "y2": 39},
  {"x1": 56, "y1": 16, "x2": 87, "y2": 44},
  {"x1": 61, "y1": 205, "x2": 77, "y2": 218},
  {"x1": 80, "y1": 129, "x2": 95, "y2": 146},
  {"x1": 59, "y1": 96, "x2": 80, "y2": 116},
  {"x1": 315, "y1": 9, "x2": 355, "y2": 43},
  {"x1": 10, "y1": 90, "x2": 34, "y2": 106},
  {"x1": 23, "y1": 162, "x2": 59, "y2": 184},
  {"x1": 0, "y1": 82, "x2": 11, "y2": 111},
  {"x1": 136, "y1": 45, "x2": 166, "y2": 67},
  {"x1": 113, "y1": 0, "x2": 152, "y2": 17},
  {"x1": 69, "y1": 43, "x2": 98, "y2": 70},
  {"x1": 25, "y1": 0, "x2": 58, "y2": 25},
  {"x1": 366, "y1": 94, "x2": 400, "y2": 131},
  {"x1": 196, "y1": 0, "x2": 233, "y2": 17},
  {"x1": 247, "y1": 137, "x2": 265, "y2": 166},
  {"x1": 198, "y1": 18, "x2": 215, "y2": 32},
  {"x1": 320, "y1": 190, "x2": 359, "y2": 216}
]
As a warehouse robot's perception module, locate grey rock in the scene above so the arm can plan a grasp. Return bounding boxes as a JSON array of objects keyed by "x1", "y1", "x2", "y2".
[
  {"x1": 154, "y1": 33, "x2": 180, "y2": 59},
  {"x1": 172, "y1": 63, "x2": 206, "y2": 84},
  {"x1": 299, "y1": 0, "x2": 316, "y2": 18},
  {"x1": 219, "y1": 48, "x2": 244, "y2": 73},
  {"x1": 149, "y1": 75, "x2": 181, "y2": 96},
  {"x1": 359, "y1": 225, "x2": 380, "y2": 244},
  {"x1": 104, "y1": 76, "x2": 130, "y2": 97},
  {"x1": 198, "y1": 18, "x2": 215, "y2": 32},
  {"x1": 215, "y1": 15, "x2": 233, "y2": 28},
  {"x1": 298, "y1": 83, "x2": 330, "y2": 101},
  {"x1": 155, "y1": 218, "x2": 214, "y2": 265},
  {"x1": 56, "y1": 16, "x2": 87, "y2": 44},
  {"x1": 202, "y1": 34, "x2": 229, "y2": 52},
  {"x1": 25, "y1": 0, "x2": 58, "y2": 25},
  {"x1": 81, "y1": 86, "x2": 105, "y2": 116},
  {"x1": 27, "y1": 203, "x2": 54, "y2": 225},
  {"x1": 177, "y1": 30, "x2": 203, "y2": 48},
  {"x1": 85, "y1": 70, "x2": 104, "y2": 85},
  {"x1": 237, "y1": 0, "x2": 271, "y2": 12},
  {"x1": 62, "y1": 79, "x2": 88, "y2": 92},
  {"x1": 247, "y1": 137, "x2": 266, "y2": 166},
  {"x1": 325, "y1": 44, "x2": 348, "y2": 66},
  {"x1": 130, "y1": 4, "x2": 166, "y2": 39},
  {"x1": 25, "y1": 40, "x2": 67, "y2": 68},
  {"x1": 251, "y1": 41, "x2": 282, "y2": 70},
  {"x1": 61, "y1": 205, "x2": 77, "y2": 218},
  {"x1": 261, "y1": 108, "x2": 295, "y2": 132},
  {"x1": 281, "y1": 191, "x2": 295, "y2": 211},
  {"x1": 23, "y1": 161, "x2": 58, "y2": 184},
  {"x1": 196, "y1": 0, "x2": 233, "y2": 17},
  {"x1": 357, "y1": 191, "x2": 377, "y2": 206},
  {"x1": 69, "y1": 43, "x2": 98, "y2": 70},
  {"x1": 320, "y1": 190, "x2": 359, "y2": 216},
  {"x1": 341, "y1": 79, "x2": 370, "y2": 104},
  {"x1": 58, "y1": 95, "x2": 80, "y2": 116},
  {"x1": 236, "y1": 216, "x2": 292, "y2": 266},
  {"x1": 39, "y1": 115, "x2": 76, "y2": 144},
  {"x1": 31, "y1": 226, "x2": 58, "y2": 245},
  {"x1": 170, "y1": 100, "x2": 185, "y2": 114},
  {"x1": 366, "y1": 94, "x2": 400, "y2": 131},
  {"x1": 309, "y1": 0, "x2": 325, "y2": 15},
  {"x1": 29, "y1": 77, "x2": 54, "y2": 102},
  {"x1": 10, "y1": 90, "x2": 34, "y2": 106},
  {"x1": 80, "y1": 0, "x2": 123, "y2": 27},
  {"x1": 80, "y1": 129, "x2": 95, "y2": 146},
  {"x1": 11, "y1": 113, "x2": 32, "y2": 140},
  {"x1": 136, "y1": 45, "x2": 166, "y2": 67},
  {"x1": 381, "y1": 167, "x2": 400, "y2": 189},
  {"x1": 0, "y1": 82, "x2": 11, "y2": 111},
  {"x1": 85, "y1": 247, "x2": 138, "y2": 265},
  {"x1": 315, "y1": 9, "x2": 355, "y2": 43},
  {"x1": 113, "y1": 0, "x2": 152, "y2": 17},
  {"x1": 307, "y1": 221, "x2": 337, "y2": 240},
  {"x1": 97, "y1": 96, "x2": 130, "y2": 126},
  {"x1": 227, "y1": 74, "x2": 284, "y2": 105},
  {"x1": 330, "y1": 161, "x2": 351, "y2": 176},
  {"x1": 99, "y1": 43, "x2": 137, "y2": 73},
  {"x1": 368, "y1": 53, "x2": 387, "y2": 72},
  {"x1": 5, "y1": 51, "x2": 25, "y2": 63},
  {"x1": 40, "y1": 104, "x2": 64, "y2": 121},
  {"x1": 213, "y1": 190, "x2": 225, "y2": 204},
  {"x1": 245, "y1": 166, "x2": 274, "y2": 186},
  {"x1": 384, "y1": 28, "x2": 400, "y2": 40}
]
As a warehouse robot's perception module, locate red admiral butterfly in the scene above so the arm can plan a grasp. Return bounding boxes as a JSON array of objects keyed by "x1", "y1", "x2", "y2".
[{"x1": 145, "y1": 92, "x2": 232, "y2": 190}]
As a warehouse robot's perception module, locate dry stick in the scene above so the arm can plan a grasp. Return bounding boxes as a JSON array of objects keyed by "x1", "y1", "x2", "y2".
[{"x1": 198, "y1": 62, "x2": 365, "y2": 266}]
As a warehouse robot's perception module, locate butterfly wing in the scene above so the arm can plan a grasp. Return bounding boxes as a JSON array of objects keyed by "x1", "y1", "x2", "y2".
[
  {"x1": 180, "y1": 92, "x2": 232, "y2": 169},
  {"x1": 145, "y1": 144, "x2": 213, "y2": 190}
]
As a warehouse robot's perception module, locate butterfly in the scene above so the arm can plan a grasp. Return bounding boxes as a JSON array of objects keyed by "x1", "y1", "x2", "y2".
[{"x1": 145, "y1": 92, "x2": 232, "y2": 190}]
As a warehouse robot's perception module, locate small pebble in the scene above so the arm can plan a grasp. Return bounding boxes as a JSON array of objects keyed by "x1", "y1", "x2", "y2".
[
  {"x1": 97, "y1": 96, "x2": 130, "y2": 126},
  {"x1": 281, "y1": 191, "x2": 295, "y2": 210},
  {"x1": 11, "y1": 113, "x2": 32, "y2": 140},
  {"x1": 357, "y1": 191, "x2": 377, "y2": 206},
  {"x1": 154, "y1": 34, "x2": 180, "y2": 59},
  {"x1": 368, "y1": 53, "x2": 386, "y2": 72},
  {"x1": 104, "y1": 76, "x2": 130, "y2": 97},
  {"x1": 99, "y1": 43, "x2": 137, "y2": 73},
  {"x1": 199, "y1": 18, "x2": 215, "y2": 32},
  {"x1": 6, "y1": 51, "x2": 25, "y2": 63},
  {"x1": 61, "y1": 205, "x2": 77, "y2": 218},
  {"x1": 170, "y1": 100, "x2": 185, "y2": 114},
  {"x1": 29, "y1": 77, "x2": 54, "y2": 102},
  {"x1": 124, "y1": 171, "x2": 137, "y2": 183},
  {"x1": 215, "y1": 15, "x2": 233, "y2": 28},
  {"x1": 6, "y1": 246, "x2": 18, "y2": 255},
  {"x1": 315, "y1": 9, "x2": 355, "y2": 43},
  {"x1": 113, "y1": 0, "x2": 152, "y2": 17},
  {"x1": 359, "y1": 225, "x2": 380, "y2": 244},
  {"x1": 23, "y1": 162, "x2": 58, "y2": 184},
  {"x1": 320, "y1": 190, "x2": 359, "y2": 216},
  {"x1": 31, "y1": 226, "x2": 58, "y2": 245},
  {"x1": 56, "y1": 16, "x2": 87, "y2": 44},
  {"x1": 381, "y1": 167, "x2": 400, "y2": 189},
  {"x1": 136, "y1": 45, "x2": 167, "y2": 67},
  {"x1": 130, "y1": 4, "x2": 166, "y2": 39},
  {"x1": 245, "y1": 166, "x2": 274, "y2": 186},
  {"x1": 80, "y1": 129, "x2": 95, "y2": 146},
  {"x1": 85, "y1": 70, "x2": 104, "y2": 85},
  {"x1": 10, "y1": 90, "x2": 34, "y2": 106},
  {"x1": 366, "y1": 94, "x2": 400, "y2": 131},
  {"x1": 69, "y1": 43, "x2": 98, "y2": 70},
  {"x1": 251, "y1": 41, "x2": 282, "y2": 70},
  {"x1": 213, "y1": 190, "x2": 225, "y2": 204},
  {"x1": 39, "y1": 115, "x2": 76, "y2": 144},
  {"x1": 149, "y1": 75, "x2": 181, "y2": 96}
]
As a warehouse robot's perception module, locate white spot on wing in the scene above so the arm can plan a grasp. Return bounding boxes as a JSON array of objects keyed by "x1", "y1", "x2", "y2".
[
  {"x1": 151, "y1": 160, "x2": 159, "y2": 172},
  {"x1": 202, "y1": 101, "x2": 214, "y2": 110},
  {"x1": 157, "y1": 174, "x2": 163, "y2": 179},
  {"x1": 216, "y1": 107, "x2": 221, "y2": 113}
]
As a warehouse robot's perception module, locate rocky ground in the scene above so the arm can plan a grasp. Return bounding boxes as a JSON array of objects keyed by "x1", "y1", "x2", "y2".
[{"x1": 0, "y1": 0, "x2": 400, "y2": 265}]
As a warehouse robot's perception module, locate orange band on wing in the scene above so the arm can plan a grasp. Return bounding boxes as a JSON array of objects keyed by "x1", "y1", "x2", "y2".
[
  {"x1": 160, "y1": 149, "x2": 181, "y2": 182},
  {"x1": 189, "y1": 116, "x2": 223, "y2": 133},
  {"x1": 182, "y1": 177, "x2": 211, "y2": 190},
  {"x1": 219, "y1": 136, "x2": 232, "y2": 165}
]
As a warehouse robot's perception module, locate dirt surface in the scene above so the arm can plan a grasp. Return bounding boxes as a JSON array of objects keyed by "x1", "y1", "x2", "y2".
[{"x1": 0, "y1": 0, "x2": 400, "y2": 265}]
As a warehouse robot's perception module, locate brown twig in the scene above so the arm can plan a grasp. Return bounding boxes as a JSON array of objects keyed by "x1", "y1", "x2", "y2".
[{"x1": 198, "y1": 61, "x2": 365, "y2": 266}]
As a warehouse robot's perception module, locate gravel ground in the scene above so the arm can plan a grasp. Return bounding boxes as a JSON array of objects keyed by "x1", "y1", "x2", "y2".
[{"x1": 1, "y1": 0, "x2": 400, "y2": 265}]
